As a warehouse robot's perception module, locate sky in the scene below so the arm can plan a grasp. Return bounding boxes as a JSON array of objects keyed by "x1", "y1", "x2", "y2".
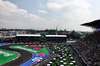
[{"x1": 0, "y1": 0, "x2": 100, "y2": 31}]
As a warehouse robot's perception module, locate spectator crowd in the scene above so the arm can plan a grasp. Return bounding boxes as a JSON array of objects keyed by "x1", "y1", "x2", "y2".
[{"x1": 72, "y1": 31, "x2": 100, "y2": 66}]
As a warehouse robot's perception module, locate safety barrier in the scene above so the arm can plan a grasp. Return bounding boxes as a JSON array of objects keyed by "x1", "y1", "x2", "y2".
[{"x1": 68, "y1": 44, "x2": 89, "y2": 66}]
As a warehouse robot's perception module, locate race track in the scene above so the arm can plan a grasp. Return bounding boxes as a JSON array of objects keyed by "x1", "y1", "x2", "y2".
[{"x1": 0, "y1": 45, "x2": 33, "y2": 66}]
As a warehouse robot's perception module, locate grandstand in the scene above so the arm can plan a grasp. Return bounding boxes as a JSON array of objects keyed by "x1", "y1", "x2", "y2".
[
  {"x1": 0, "y1": 34, "x2": 67, "y2": 43},
  {"x1": 0, "y1": 36, "x2": 15, "y2": 43},
  {"x1": 15, "y1": 34, "x2": 67, "y2": 43},
  {"x1": 71, "y1": 19, "x2": 100, "y2": 66}
]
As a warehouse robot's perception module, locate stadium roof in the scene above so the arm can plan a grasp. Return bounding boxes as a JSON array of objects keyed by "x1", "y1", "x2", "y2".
[
  {"x1": 16, "y1": 34, "x2": 67, "y2": 37},
  {"x1": 0, "y1": 36, "x2": 15, "y2": 38},
  {"x1": 46, "y1": 35, "x2": 67, "y2": 37},
  {"x1": 81, "y1": 19, "x2": 100, "y2": 28},
  {"x1": 16, "y1": 34, "x2": 41, "y2": 37}
]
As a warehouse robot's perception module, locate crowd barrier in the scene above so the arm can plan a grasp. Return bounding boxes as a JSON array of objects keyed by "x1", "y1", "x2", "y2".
[{"x1": 68, "y1": 44, "x2": 89, "y2": 66}]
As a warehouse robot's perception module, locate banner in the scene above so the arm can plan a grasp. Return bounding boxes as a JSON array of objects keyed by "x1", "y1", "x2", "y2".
[
  {"x1": 21, "y1": 53, "x2": 51, "y2": 66},
  {"x1": 11, "y1": 45, "x2": 50, "y2": 54}
]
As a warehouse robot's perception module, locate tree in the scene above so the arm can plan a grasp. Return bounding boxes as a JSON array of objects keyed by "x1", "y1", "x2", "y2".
[{"x1": 71, "y1": 30, "x2": 81, "y2": 39}]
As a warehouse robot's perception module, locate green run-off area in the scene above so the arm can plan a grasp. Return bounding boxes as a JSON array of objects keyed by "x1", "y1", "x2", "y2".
[
  {"x1": 0, "y1": 49, "x2": 19, "y2": 65},
  {"x1": 10, "y1": 45, "x2": 50, "y2": 54}
]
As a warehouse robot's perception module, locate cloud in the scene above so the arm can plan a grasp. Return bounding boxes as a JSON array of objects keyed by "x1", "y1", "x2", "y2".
[
  {"x1": 0, "y1": 0, "x2": 53, "y2": 29},
  {"x1": 40, "y1": 3, "x2": 45, "y2": 8},
  {"x1": 46, "y1": 0, "x2": 91, "y2": 18},
  {"x1": 46, "y1": 0, "x2": 92, "y2": 31},
  {"x1": 95, "y1": 0, "x2": 99, "y2": 2},
  {"x1": 0, "y1": 0, "x2": 93, "y2": 31},
  {"x1": 38, "y1": 10, "x2": 48, "y2": 14},
  {"x1": 47, "y1": 3, "x2": 62, "y2": 10}
]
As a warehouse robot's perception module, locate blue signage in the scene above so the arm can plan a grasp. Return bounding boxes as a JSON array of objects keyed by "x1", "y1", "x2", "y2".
[
  {"x1": 21, "y1": 53, "x2": 51, "y2": 66},
  {"x1": 97, "y1": 28, "x2": 100, "y2": 31},
  {"x1": 0, "y1": 43, "x2": 16, "y2": 46}
]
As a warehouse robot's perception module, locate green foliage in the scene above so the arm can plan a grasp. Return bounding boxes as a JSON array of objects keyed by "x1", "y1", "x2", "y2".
[{"x1": 71, "y1": 30, "x2": 81, "y2": 39}]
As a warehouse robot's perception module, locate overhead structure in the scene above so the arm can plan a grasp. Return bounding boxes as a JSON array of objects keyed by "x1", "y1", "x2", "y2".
[
  {"x1": 81, "y1": 19, "x2": 100, "y2": 28},
  {"x1": 81, "y1": 19, "x2": 100, "y2": 31}
]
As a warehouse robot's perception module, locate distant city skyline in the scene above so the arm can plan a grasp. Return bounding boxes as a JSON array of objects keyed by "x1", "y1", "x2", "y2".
[{"x1": 0, "y1": 0, "x2": 100, "y2": 31}]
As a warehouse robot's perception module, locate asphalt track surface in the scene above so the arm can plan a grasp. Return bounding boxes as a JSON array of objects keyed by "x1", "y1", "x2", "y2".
[
  {"x1": 0, "y1": 44, "x2": 68, "y2": 66},
  {"x1": 0, "y1": 45, "x2": 33, "y2": 66}
]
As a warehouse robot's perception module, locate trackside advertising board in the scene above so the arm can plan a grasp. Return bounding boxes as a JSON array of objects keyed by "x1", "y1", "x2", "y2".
[
  {"x1": 10, "y1": 45, "x2": 50, "y2": 54},
  {"x1": 0, "y1": 43, "x2": 19, "y2": 47},
  {"x1": 0, "y1": 43, "x2": 14, "y2": 46},
  {"x1": 0, "y1": 49, "x2": 19, "y2": 65}
]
